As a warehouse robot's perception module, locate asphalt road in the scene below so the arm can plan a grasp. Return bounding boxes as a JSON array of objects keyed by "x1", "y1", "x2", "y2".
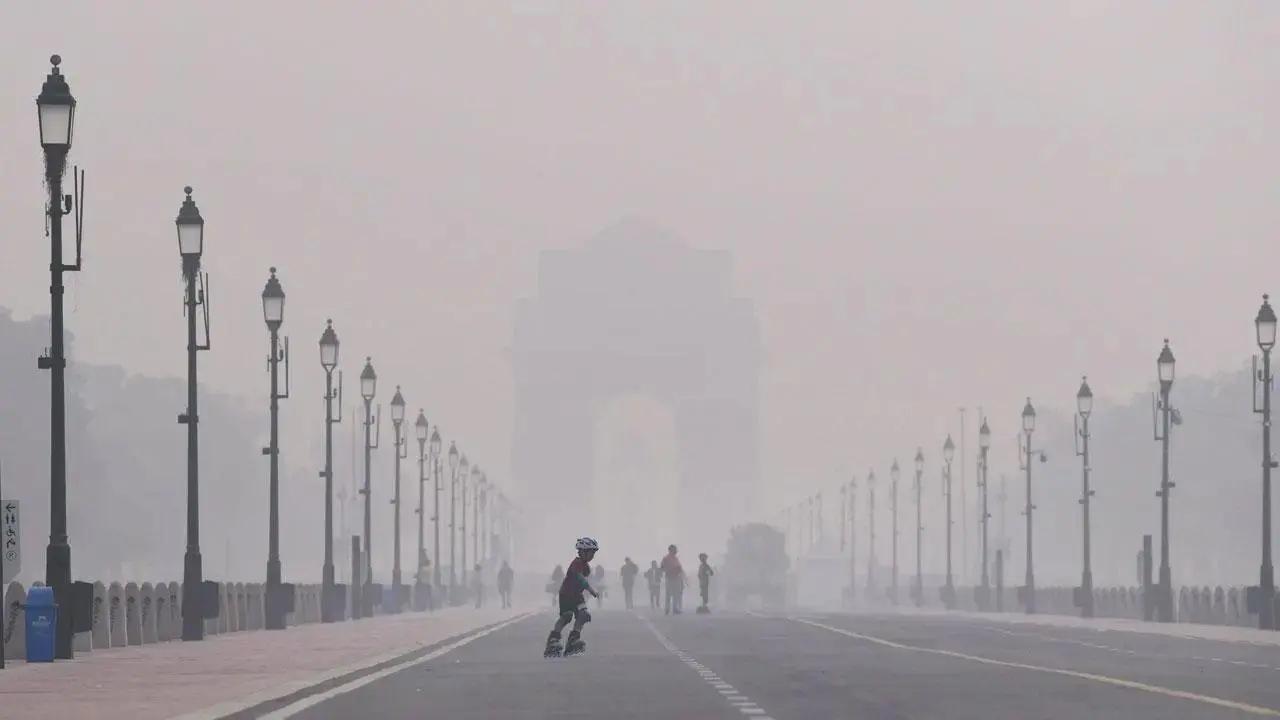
[{"x1": 279, "y1": 608, "x2": 1280, "y2": 719}]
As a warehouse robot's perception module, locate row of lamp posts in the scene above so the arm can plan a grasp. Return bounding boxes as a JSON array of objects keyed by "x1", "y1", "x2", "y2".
[
  {"x1": 27, "y1": 57, "x2": 513, "y2": 652},
  {"x1": 796, "y1": 335, "x2": 1190, "y2": 624}
]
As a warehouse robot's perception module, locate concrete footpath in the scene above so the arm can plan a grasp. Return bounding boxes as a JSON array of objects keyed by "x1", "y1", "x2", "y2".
[{"x1": 0, "y1": 606, "x2": 528, "y2": 719}]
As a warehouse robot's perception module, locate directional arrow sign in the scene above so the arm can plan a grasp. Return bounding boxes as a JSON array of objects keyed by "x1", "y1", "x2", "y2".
[{"x1": 2, "y1": 499, "x2": 18, "y2": 584}]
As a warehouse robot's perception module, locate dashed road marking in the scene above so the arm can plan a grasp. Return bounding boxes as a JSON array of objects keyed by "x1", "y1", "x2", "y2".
[
  {"x1": 792, "y1": 616, "x2": 1280, "y2": 717},
  {"x1": 642, "y1": 615, "x2": 776, "y2": 720}
]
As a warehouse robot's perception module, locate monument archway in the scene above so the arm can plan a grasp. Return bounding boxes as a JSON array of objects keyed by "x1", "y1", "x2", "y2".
[{"x1": 512, "y1": 220, "x2": 760, "y2": 567}]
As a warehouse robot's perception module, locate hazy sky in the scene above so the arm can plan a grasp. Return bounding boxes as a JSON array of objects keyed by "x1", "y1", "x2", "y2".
[{"x1": 2, "y1": 2, "x2": 1278, "y2": 516}]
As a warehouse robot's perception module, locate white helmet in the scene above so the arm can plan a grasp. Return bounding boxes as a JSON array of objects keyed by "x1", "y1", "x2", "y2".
[{"x1": 575, "y1": 537, "x2": 599, "y2": 552}]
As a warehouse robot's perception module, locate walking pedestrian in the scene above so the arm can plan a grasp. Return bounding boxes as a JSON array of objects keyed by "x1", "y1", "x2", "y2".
[
  {"x1": 645, "y1": 560, "x2": 661, "y2": 609},
  {"x1": 620, "y1": 557, "x2": 639, "y2": 610},
  {"x1": 661, "y1": 545, "x2": 684, "y2": 615},
  {"x1": 697, "y1": 553, "x2": 714, "y2": 613},
  {"x1": 497, "y1": 561, "x2": 514, "y2": 609},
  {"x1": 548, "y1": 565, "x2": 564, "y2": 608}
]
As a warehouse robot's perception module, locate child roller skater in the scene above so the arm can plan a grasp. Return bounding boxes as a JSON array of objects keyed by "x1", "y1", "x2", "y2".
[{"x1": 545, "y1": 537, "x2": 600, "y2": 657}]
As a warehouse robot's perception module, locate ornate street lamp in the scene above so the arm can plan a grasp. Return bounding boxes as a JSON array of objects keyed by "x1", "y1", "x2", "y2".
[
  {"x1": 847, "y1": 474, "x2": 857, "y2": 602},
  {"x1": 389, "y1": 387, "x2": 407, "y2": 612},
  {"x1": 1074, "y1": 377, "x2": 1095, "y2": 618},
  {"x1": 38, "y1": 55, "x2": 82, "y2": 657},
  {"x1": 978, "y1": 418, "x2": 991, "y2": 610},
  {"x1": 261, "y1": 268, "x2": 290, "y2": 630},
  {"x1": 448, "y1": 443, "x2": 460, "y2": 593},
  {"x1": 1258, "y1": 297, "x2": 1278, "y2": 629},
  {"x1": 889, "y1": 460, "x2": 900, "y2": 605},
  {"x1": 176, "y1": 186, "x2": 210, "y2": 642},
  {"x1": 319, "y1": 320, "x2": 342, "y2": 622},
  {"x1": 414, "y1": 410, "x2": 430, "y2": 610},
  {"x1": 431, "y1": 428, "x2": 443, "y2": 590},
  {"x1": 866, "y1": 470, "x2": 877, "y2": 594},
  {"x1": 357, "y1": 358, "x2": 380, "y2": 618},
  {"x1": 1154, "y1": 340, "x2": 1176, "y2": 622},
  {"x1": 1020, "y1": 397, "x2": 1039, "y2": 614},
  {"x1": 476, "y1": 473, "x2": 488, "y2": 567},
  {"x1": 464, "y1": 462, "x2": 479, "y2": 586},
  {"x1": 942, "y1": 435, "x2": 956, "y2": 608},
  {"x1": 913, "y1": 448, "x2": 924, "y2": 607}
]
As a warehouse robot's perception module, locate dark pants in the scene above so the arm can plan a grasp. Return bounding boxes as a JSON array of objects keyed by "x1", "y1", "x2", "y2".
[
  {"x1": 622, "y1": 582, "x2": 635, "y2": 609},
  {"x1": 648, "y1": 584, "x2": 660, "y2": 608},
  {"x1": 665, "y1": 579, "x2": 683, "y2": 614}
]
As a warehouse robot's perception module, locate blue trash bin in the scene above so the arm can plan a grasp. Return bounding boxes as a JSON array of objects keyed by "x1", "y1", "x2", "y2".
[{"x1": 25, "y1": 586, "x2": 57, "y2": 662}]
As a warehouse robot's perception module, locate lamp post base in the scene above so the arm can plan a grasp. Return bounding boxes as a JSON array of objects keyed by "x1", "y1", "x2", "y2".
[
  {"x1": 1158, "y1": 566, "x2": 1174, "y2": 622},
  {"x1": 265, "y1": 559, "x2": 285, "y2": 630},
  {"x1": 182, "y1": 551, "x2": 204, "y2": 641},
  {"x1": 390, "y1": 570, "x2": 402, "y2": 615},
  {"x1": 321, "y1": 562, "x2": 336, "y2": 623},
  {"x1": 45, "y1": 542, "x2": 73, "y2": 659},
  {"x1": 1080, "y1": 571, "x2": 1095, "y2": 618}
]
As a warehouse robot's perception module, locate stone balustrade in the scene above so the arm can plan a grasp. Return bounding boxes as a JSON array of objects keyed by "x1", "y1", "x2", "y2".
[{"x1": 1, "y1": 580, "x2": 358, "y2": 660}]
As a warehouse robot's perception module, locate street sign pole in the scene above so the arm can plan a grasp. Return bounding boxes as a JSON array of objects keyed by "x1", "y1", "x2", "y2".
[{"x1": 2, "y1": 499, "x2": 19, "y2": 584}]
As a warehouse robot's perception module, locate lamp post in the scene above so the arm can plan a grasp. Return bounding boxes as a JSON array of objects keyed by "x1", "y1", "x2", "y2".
[
  {"x1": 319, "y1": 320, "x2": 342, "y2": 622},
  {"x1": 807, "y1": 495, "x2": 815, "y2": 552},
  {"x1": 389, "y1": 387, "x2": 407, "y2": 612},
  {"x1": 942, "y1": 435, "x2": 956, "y2": 608},
  {"x1": 38, "y1": 55, "x2": 80, "y2": 658},
  {"x1": 448, "y1": 443, "x2": 460, "y2": 593},
  {"x1": 1257, "y1": 297, "x2": 1278, "y2": 629},
  {"x1": 358, "y1": 357, "x2": 380, "y2": 617},
  {"x1": 867, "y1": 470, "x2": 877, "y2": 594},
  {"x1": 890, "y1": 460, "x2": 900, "y2": 605},
  {"x1": 462, "y1": 461, "x2": 473, "y2": 585},
  {"x1": 978, "y1": 418, "x2": 991, "y2": 610},
  {"x1": 478, "y1": 474, "x2": 488, "y2": 565},
  {"x1": 1154, "y1": 340, "x2": 1176, "y2": 622},
  {"x1": 431, "y1": 429, "x2": 442, "y2": 589},
  {"x1": 840, "y1": 485, "x2": 847, "y2": 553},
  {"x1": 848, "y1": 475, "x2": 857, "y2": 602},
  {"x1": 262, "y1": 268, "x2": 290, "y2": 630},
  {"x1": 913, "y1": 449, "x2": 924, "y2": 607},
  {"x1": 814, "y1": 489, "x2": 824, "y2": 545},
  {"x1": 472, "y1": 466, "x2": 482, "y2": 573},
  {"x1": 1020, "y1": 398, "x2": 1038, "y2": 614},
  {"x1": 176, "y1": 186, "x2": 209, "y2": 641},
  {"x1": 1075, "y1": 377, "x2": 1095, "y2": 618},
  {"x1": 414, "y1": 410, "x2": 429, "y2": 608}
]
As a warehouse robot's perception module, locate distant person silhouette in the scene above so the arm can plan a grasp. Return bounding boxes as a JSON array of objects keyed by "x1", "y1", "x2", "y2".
[
  {"x1": 697, "y1": 553, "x2": 714, "y2": 613},
  {"x1": 661, "y1": 545, "x2": 685, "y2": 615},
  {"x1": 549, "y1": 565, "x2": 565, "y2": 608},
  {"x1": 620, "y1": 557, "x2": 639, "y2": 610},
  {"x1": 498, "y1": 561, "x2": 514, "y2": 609},
  {"x1": 645, "y1": 560, "x2": 662, "y2": 609}
]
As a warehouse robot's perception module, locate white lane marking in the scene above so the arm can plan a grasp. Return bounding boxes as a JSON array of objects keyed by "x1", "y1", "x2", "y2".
[
  {"x1": 983, "y1": 623, "x2": 1280, "y2": 671},
  {"x1": 257, "y1": 612, "x2": 535, "y2": 719},
  {"x1": 641, "y1": 615, "x2": 778, "y2": 720},
  {"x1": 792, "y1": 616, "x2": 1280, "y2": 717}
]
